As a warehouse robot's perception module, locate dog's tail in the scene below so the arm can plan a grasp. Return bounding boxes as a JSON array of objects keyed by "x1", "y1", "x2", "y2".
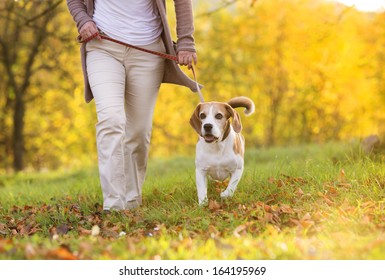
[{"x1": 227, "y1": 96, "x2": 255, "y2": 116}]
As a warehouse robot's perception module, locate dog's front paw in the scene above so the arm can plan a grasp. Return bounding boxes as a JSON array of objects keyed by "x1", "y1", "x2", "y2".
[{"x1": 220, "y1": 189, "x2": 234, "y2": 199}]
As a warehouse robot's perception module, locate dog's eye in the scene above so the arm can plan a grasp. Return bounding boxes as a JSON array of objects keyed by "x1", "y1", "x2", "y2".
[
  {"x1": 200, "y1": 113, "x2": 206, "y2": 119},
  {"x1": 215, "y1": 113, "x2": 223, "y2": 120}
]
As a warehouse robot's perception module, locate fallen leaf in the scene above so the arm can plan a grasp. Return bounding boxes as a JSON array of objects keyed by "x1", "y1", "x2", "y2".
[
  {"x1": 19, "y1": 224, "x2": 31, "y2": 236},
  {"x1": 300, "y1": 220, "x2": 315, "y2": 229},
  {"x1": 56, "y1": 224, "x2": 70, "y2": 235},
  {"x1": 317, "y1": 192, "x2": 334, "y2": 206},
  {"x1": 208, "y1": 225, "x2": 220, "y2": 238},
  {"x1": 47, "y1": 245, "x2": 77, "y2": 260},
  {"x1": 296, "y1": 188, "x2": 305, "y2": 196},
  {"x1": 29, "y1": 226, "x2": 40, "y2": 235},
  {"x1": 302, "y1": 213, "x2": 312, "y2": 221},
  {"x1": 208, "y1": 200, "x2": 221, "y2": 211},
  {"x1": 25, "y1": 243, "x2": 36, "y2": 259},
  {"x1": 299, "y1": 213, "x2": 315, "y2": 229},
  {"x1": 78, "y1": 226, "x2": 92, "y2": 235},
  {"x1": 233, "y1": 224, "x2": 247, "y2": 238},
  {"x1": 0, "y1": 239, "x2": 12, "y2": 253},
  {"x1": 279, "y1": 204, "x2": 294, "y2": 214}
]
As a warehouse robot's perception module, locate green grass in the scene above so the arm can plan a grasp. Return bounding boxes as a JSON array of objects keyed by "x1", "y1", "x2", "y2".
[{"x1": 1, "y1": 141, "x2": 385, "y2": 259}]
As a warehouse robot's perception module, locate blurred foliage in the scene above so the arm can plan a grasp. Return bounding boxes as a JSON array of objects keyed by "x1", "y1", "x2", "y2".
[{"x1": 1, "y1": 0, "x2": 385, "y2": 171}]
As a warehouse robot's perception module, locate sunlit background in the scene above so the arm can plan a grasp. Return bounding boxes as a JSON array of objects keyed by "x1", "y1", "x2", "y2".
[
  {"x1": 333, "y1": 0, "x2": 385, "y2": 11},
  {"x1": 1, "y1": 0, "x2": 385, "y2": 172}
]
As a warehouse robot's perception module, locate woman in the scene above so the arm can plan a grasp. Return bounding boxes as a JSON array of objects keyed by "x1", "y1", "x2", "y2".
[{"x1": 66, "y1": 0, "x2": 199, "y2": 211}]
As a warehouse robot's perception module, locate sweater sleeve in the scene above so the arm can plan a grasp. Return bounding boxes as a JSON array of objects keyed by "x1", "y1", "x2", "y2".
[
  {"x1": 66, "y1": 0, "x2": 94, "y2": 32},
  {"x1": 173, "y1": 0, "x2": 196, "y2": 53}
]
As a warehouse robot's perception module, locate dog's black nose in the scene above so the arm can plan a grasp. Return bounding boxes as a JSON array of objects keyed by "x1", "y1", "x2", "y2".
[{"x1": 203, "y1": 123, "x2": 213, "y2": 132}]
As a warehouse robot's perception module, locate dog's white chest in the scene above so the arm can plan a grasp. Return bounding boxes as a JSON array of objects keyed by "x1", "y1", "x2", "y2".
[{"x1": 196, "y1": 140, "x2": 243, "y2": 181}]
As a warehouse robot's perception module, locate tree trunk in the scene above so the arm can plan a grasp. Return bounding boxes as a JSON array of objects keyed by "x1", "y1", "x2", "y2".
[
  {"x1": 13, "y1": 92, "x2": 25, "y2": 171},
  {"x1": 0, "y1": 1, "x2": 62, "y2": 171}
]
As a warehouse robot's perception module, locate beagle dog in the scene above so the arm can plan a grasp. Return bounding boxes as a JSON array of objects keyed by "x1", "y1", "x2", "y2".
[{"x1": 190, "y1": 96, "x2": 255, "y2": 205}]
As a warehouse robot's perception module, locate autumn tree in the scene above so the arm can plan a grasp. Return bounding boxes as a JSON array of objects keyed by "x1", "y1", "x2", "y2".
[
  {"x1": 189, "y1": 0, "x2": 383, "y2": 148},
  {"x1": 365, "y1": 11, "x2": 385, "y2": 134},
  {"x1": 0, "y1": 0, "x2": 65, "y2": 171}
]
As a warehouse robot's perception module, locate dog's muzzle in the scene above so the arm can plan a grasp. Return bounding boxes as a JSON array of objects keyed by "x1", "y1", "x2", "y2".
[{"x1": 202, "y1": 123, "x2": 218, "y2": 143}]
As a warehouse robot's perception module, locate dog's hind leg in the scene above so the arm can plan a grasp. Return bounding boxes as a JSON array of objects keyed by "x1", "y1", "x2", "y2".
[{"x1": 220, "y1": 168, "x2": 243, "y2": 199}]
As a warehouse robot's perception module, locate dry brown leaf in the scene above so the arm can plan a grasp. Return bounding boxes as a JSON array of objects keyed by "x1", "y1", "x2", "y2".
[
  {"x1": 208, "y1": 200, "x2": 221, "y2": 211},
  {"x1": 279, "y1": 204, "x2": 294, "y2": 214},
  {"x1": 313, "y1": 211, "x2": 327, "y2": 222},
  {"x1": 102, "y1": 228, "x2": 120, "y2": 239},
  {"x1": 327, "y1": 186, "x2": 338, "y2": 196},
  {"x1": 317, "y1": 192, "x2": 334, "y2": 206},
  {"x1": 233, "y1": 224, "x2": 247, "y2": 238},
  {"x1": 0, "y1": 239, "x2": 12, "y2": 253},
  {"x1": 232, "y1": 211, "x2": 239, "y2": 218},
  {"x1": 302, "y1": 213, "x2": 312, "y2": 221},
  {"x1": 78, "y1": 226, "x2": 92, "y2": 235},
  {"x1": 361, "y1": 201, "x2": 376, "y2": 209},
  {"x1": 268, "y1": 177, "x2": 275, "y2": 184},
  {"x1": 337, "y1": 183, "x2": 352, "y2": 188},
  {"x1": 296, "y1": 187, "x2": 305, "y2": 196},
  {"x1": 56, "y1": 224, "x2": 70, "y2": 235},
  {"x1": 265, "y1": 213, "x2": 274, "y2": 223},
  {"x1": 28, "y1": 226, "x2": 40, "y2": 235},
  {"x1": 264, "y1": 204, "x2": 271, "y2": 212},
  {"x1": 289, "y1": 218, "x2": 300, "y2": 226},
  {"x1": 299, "y1": 220, "x2": 315, "y2": 228},
  {"x1": 47, "y1": 245, "x2": 78, "y2": 260},
  {"x1": 24, "y1": 243, "x2": 36, "y2": 259},
  {"x1": 208, "y1": 225, "x2": 220, "y2": 238}
]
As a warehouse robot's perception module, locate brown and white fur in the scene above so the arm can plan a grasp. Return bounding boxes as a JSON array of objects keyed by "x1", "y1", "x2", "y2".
[{"x1": 190, "y1": 96, "x2": 255, "y2": 205}]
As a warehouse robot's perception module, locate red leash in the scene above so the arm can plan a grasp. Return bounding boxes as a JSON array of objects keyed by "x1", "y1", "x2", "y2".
[{"x1": 78, "y1": 32, "x2": 204, "y2": 102}]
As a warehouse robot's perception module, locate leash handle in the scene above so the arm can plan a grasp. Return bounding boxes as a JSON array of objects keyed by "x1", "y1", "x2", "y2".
[{"x1": 78, "y1": 32, "x2": 204, "y2": 102}]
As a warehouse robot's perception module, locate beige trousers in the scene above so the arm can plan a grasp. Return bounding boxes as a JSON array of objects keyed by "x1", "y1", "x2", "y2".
[{"x1": 86, "y1": 37, "x2": 165, "y2": 210}]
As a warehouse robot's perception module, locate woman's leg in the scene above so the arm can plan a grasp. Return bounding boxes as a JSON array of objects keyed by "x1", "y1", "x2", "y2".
[
  {"x1": 86, "y1": 40, "x2": 127, "y2": 210},
  {"x1": 122, "y1": 38, "x2": 166, "y2": 209}
]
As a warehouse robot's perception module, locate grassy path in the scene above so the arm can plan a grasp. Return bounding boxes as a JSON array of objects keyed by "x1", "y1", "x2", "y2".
[{"x1": 1, "y1": 142, "x2": 385, "y2": 259}]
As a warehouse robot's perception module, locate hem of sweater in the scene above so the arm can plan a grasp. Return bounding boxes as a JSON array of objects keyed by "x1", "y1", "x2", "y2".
[{"x1": 176, "y1": 47, "x2": 196, "y2": 53}]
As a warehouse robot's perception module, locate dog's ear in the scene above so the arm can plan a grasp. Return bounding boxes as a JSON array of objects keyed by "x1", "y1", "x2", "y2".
[
  {"x1": 225, "y1": 104, "x2": 242, "y2": 133},
  {"x1": 222, "y1": 120, "x2": 231, "y2": 141},
  {"x1": 190, "y1": 104, "x2": 202, "y2": 136}
]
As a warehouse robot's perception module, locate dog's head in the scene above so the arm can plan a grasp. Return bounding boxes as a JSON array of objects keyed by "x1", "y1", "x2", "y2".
[{"x1": 189, "y1": 102, "x2": 242, "y2": 143}]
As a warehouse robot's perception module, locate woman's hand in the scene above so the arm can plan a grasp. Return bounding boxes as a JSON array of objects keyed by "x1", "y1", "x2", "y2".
[
  {"x1": 79, "y1": 21, "x2": 101, "y2": 41},
  {"x1": 177, "y1": 51, "x2": 198, "y2": 69}
]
